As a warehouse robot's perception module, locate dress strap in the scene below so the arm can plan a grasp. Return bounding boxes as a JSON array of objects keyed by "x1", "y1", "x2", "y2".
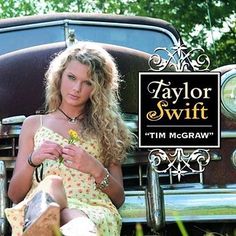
[{"x1": 40, "y1": 115, "x2": 43, "y2": 127}]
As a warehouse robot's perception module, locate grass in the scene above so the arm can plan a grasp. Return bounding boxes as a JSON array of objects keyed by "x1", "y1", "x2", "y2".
[{"x1": 135, "y1": 220, "x2": 236, "y2": 236}]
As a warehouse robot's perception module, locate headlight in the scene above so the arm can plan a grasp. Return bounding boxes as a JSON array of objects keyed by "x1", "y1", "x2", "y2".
[
  {"x1": 221, "y1": 69, "x2": 236, "y2": 120},
  {"x1": 231, "y1": 149, "x2": 236, "y2": 169}
]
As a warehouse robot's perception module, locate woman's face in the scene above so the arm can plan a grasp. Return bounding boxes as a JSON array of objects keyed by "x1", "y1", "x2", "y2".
[{"x1": 60, "y1": 60, "x2": 93, "y2": 109}]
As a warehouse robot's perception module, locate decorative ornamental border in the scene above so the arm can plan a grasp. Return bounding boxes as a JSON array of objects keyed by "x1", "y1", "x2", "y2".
[
  {"x1": 147, "y1": 41, "x2": 212, "y2": 181},
  {"x1": 148, "y1": 40, "x2": 211, "y2": 72},
  {"x1": 148, "y1": 148, "x2": 211, "y2": 182}
]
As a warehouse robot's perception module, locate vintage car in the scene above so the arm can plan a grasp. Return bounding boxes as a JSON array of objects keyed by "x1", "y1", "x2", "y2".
[{"x1": 0, "y1": 13, "x2": 236, "y2": 236}]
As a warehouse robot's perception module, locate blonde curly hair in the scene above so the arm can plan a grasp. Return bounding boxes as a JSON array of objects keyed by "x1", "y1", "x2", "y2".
[{"x1": 45, "y1": 42, "x2": 134, "y2": 165}]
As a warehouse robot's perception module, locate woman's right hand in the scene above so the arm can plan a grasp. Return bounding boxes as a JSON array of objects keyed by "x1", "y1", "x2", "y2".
[{"x1": 30, "y1": 141, "x2": 63, "y2": 166}]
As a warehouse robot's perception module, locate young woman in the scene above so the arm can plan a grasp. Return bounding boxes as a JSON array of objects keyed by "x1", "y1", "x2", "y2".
[{"x1": 5, "y1": 42, "x2": 134, "y2": 236}]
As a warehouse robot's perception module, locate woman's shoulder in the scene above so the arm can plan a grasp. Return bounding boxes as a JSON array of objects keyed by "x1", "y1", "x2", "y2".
[
  {"x1": 23, "y1": 114, "x2": 41, "y2": 125},
  {"x1": 17, "y1": 115, "x2": 43, "y2": 139},
  {"x1": 21, "y1": 114, "x2": 47, "y2": 132}
]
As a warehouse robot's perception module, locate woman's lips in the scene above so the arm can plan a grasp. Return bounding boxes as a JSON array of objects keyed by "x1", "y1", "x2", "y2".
[{"x1": 68, "y1": 94, "x2": 80, "y2": 100}]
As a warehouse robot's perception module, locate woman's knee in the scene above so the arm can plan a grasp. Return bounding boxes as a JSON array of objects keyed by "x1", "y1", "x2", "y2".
[{"x1": 43, "y1": 175, "x2": 64, "y2": 189}]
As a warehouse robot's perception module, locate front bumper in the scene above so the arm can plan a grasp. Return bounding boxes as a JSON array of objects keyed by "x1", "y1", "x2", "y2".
[{"x1": 119, "y1": 186, "x2": 236, "y2": 228}]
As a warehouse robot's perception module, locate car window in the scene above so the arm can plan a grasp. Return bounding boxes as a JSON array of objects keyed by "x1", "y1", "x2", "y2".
[{"x1": 0, "y1": 25, "x2": 64, "y2": 55}]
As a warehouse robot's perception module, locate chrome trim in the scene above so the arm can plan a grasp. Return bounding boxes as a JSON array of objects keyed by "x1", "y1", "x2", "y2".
[
  {"x1": 221, "y1": 69, "x2": 236, "y2": 120},
  {"x1": 210, "y1": 151, "x2": 221, "y2": 161},
  {"x1": 231, "y1": 149, "x2": 236, "y2": 169},
  {"x1": 146, "y1": 165, "x2": 165, "y2": 231},
  {"x1": 226, "y1": 183, "x2": 236, "y2": 188},
  {"x1": 125, "y1": 120, "x2": 138, "y2": 133},
  {"x1": 163, "y1": 187, "x2": 236, "y2": 194},
  {"x1": 65, "y1": 26, "x2": 77, "y2": 47},
  {"x1": 0, "y1": 20, "x2": 67, "y2": 32},
  {"x1": 64, "y1": 21, "x2": 69, "y2": 46},
  {"x1": 221, "y1": 131, "x2": 236, "y2": 138},
  {"x1": 0, "y1": 161, "x2": 7, "y2": 236}
]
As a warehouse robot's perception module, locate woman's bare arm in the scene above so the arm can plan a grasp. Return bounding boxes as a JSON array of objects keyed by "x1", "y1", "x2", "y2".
[
  {"x1": 8, "y1": 116, "x2": 38, "y2": 203},
  {"x1": 93, "y1": 162, "x2": 125, "y2": 208}
]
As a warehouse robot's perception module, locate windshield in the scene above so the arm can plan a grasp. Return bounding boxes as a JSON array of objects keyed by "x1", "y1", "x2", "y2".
[{"x1": 0, "y1": 20, "x2": 178, "y2": 59}]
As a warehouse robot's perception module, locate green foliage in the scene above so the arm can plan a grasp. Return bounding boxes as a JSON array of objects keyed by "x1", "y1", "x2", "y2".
[
  {"x1": 135, "y1": 223, "x2": 144, "y2": 236},
  {"x1": 0, "y1": 0, "x2": 235, "y2": 69}
]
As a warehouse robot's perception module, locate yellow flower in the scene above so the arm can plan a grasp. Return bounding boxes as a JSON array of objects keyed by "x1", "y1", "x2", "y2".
[
  {"x1": 59, "y1": 129, "x2": 79, "y2": 164},
  {"x1": 68, "y1": 129, "x2": 79, "y2": 143}
]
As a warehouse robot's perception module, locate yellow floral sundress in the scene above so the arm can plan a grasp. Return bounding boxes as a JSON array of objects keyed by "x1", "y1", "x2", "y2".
[{"x1": 5, "y1": 126, "x2": 122, "y2": 236}]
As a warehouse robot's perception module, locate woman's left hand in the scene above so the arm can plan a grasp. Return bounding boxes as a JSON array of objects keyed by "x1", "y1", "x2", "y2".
[{"x1": 62, "y1": 144, "x2": 102, "y2": 175}]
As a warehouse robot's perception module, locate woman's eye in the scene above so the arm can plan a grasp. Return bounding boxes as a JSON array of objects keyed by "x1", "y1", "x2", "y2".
[{"x1": 68, "y1": 75, "x2": 76, "y2": 80}]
